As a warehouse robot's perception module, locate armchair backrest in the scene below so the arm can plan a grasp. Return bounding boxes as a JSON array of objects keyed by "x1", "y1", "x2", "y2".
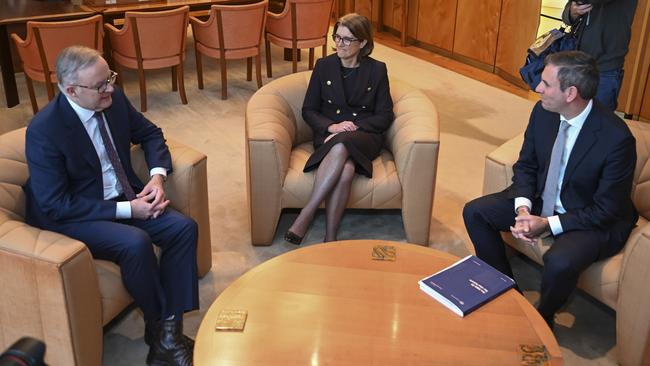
[
  {"x1": 11, "y1": 15, "x2": 104, "y2": 97},
  {"x1": 628, "y1": 121, "x2": 650, "y2": 220},
  {"x1": 267, "y1": 0, "x2": 333, "y2": 41},
  {"x1": 108, "y1": 6, "x2": 189, "y2": 65},
  {"x1": 199, "y1": 2, "x2": 268, "y2": 52}
]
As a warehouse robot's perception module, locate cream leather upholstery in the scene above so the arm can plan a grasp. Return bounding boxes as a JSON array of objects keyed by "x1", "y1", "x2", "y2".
[
  {"x1": 246, "y1": 71, "x2": 439, "y2": 245},
  {"x1": 483, "y1": 120, "x2": 650, "y2": 366},
  {"x1": 0, "y1": 127, "x2": 212, "y2": 365}
]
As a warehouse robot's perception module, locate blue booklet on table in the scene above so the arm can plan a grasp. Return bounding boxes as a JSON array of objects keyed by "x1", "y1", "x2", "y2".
[{"x1": 418, "y1": 255, "x2": 516, "y2": 317}]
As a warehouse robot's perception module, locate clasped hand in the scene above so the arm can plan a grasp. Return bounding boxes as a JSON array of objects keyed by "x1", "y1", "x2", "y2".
[
  {"x1": 325, "y1": 121, "x2": 358, "y2": 143},
  {"x1": 130, "y1": 174, "x2": 170, "y2": 220},
  {"x1": 510, "y1": 210, "x2": 549, "y2": 246}
]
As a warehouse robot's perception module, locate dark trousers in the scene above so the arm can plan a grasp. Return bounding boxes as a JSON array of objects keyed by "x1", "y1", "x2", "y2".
[
  {"x1": 595, "y1": 68, "x2": 624, "y2": 111},
  {"x1": 462, "y1": 191, "x2": 620, "y2": 322},
  {"x1": 56, "y1": 208, "x2": 199, "y2": 321}
]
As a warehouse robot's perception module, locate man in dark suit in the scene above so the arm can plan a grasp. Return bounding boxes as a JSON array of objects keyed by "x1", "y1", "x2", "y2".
[
  {"x1": 463, "y1": 51, "x2": 637, "y2": 326},
  {"x1": 23, "y1": 46, "x2": 197, "y2": 366}
]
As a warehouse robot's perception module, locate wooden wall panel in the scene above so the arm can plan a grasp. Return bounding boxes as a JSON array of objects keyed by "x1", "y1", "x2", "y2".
[
  {"x1": 415, "y1": 0, "x2": 456, "y2": 52},
  {"x1": 354, "y1": 0, "x2": 372, "y2": 21},
  {"x1": 620, "y1": 0, "x2": 650, "y2": 116},
  {"x1": 380, "y1": 0, "x2": 407, "y2": 33},
  {"x1": 381, "y1": 0, "x2": 395, "y2": 30},
  {"x1": 494, "y1": 0, "x2": 541, "y2": 88},
  {"x1": 453, "y1": 0, "x2": 501, "y2": 68},
  {"x1": 640, "y1": 70, "x2": 650, "y2": 120},
  {"x1": 406, "y1": 0, "x2": 418, "y2": 39}
]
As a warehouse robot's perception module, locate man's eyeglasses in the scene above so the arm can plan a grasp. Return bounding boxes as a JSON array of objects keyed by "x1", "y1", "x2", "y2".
[
  {"x1": 71, "y1": 70, "x2": 118, "y2": 93},
  {"x1": 332, "y1": 34, "x2": 360, "y2": 46}
]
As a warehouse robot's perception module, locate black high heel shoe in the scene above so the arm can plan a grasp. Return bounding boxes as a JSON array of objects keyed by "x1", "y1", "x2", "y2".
[{"x1": 284, "y1": 230, "x2": 303, "y2": 245}]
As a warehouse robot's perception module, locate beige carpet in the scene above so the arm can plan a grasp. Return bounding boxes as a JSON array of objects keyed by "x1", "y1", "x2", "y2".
[{"x1": 0, "y1": 33, "x2": 617, "y2": 365}]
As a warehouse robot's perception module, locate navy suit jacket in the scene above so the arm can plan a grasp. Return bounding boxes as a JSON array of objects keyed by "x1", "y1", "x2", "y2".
[
  {"x1": 506, "y1": 100, "x2": 637, "y2": 242},
  {"x1": 24, "y1": 87, "x2": 172, "y2": 230}
]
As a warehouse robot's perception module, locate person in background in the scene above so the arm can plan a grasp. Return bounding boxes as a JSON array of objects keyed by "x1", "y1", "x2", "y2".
[
  {"x1": 562, "y1": 0, "x2": 638, "y2": 111},
  {"x1": 284, "y1": 13, "x2": 394, "y2": 244},
  {"x1": 23, "y1": 46, "x2": 198, "y2": 366},
  {"x1": 463, "y1": 51, "x2": 637, "y2": 327}
]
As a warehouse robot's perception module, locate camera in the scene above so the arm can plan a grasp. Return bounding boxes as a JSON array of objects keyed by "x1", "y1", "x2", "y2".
[{"x1": 0, "y1": 338, "x2": 47, "y2": 366}]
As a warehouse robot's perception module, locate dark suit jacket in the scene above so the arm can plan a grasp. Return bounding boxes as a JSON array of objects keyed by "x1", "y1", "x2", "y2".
[
  {"x1": 506, "y1": 100, "x2": 637, "y2": 241},
  {"x1": 302, "y1": 54, "x2": 394, "y2": 146},
  {"x1": 24, "y1": 87, "x2": 172, "y2": 230}
]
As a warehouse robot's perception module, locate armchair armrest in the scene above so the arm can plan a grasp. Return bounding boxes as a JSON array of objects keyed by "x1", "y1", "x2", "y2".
[
  {"x1": 189, "y1": 12, "x2": 216, "y2": 44},
  {"x1": 385, "y1": 83, "x2": 440, "y2": 244},
  {"x1": 265, "y1": 8, "x2": 289, "y2": 37},
  {"x1": 616, "y1": 224, "x2": 650, "y2": 366},
  {"x1": 0, "y1": 219, "x2": 102, "y2": 366},
  {"x1": 130, "y1": 139, "x2": 212, "y2": 277},
  {"x1": 245, "y1": 82, "x2": 298, "y2": 245},
  {"x1": 482, "y1": 133, "x2": 523, "y2": 195},
  {"x1": 104, "y1": 22, "x2": 131, "y2": 57}
]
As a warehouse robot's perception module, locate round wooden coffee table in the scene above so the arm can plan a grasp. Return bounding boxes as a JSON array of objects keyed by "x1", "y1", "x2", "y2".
[{"x1": 195, "y1": 240, "x2": 562, "y2": 365}]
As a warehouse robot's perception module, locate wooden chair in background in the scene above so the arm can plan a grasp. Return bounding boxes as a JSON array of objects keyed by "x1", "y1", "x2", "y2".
[
  {"x1": 104, "y1": 6, "x2": 189, "y2": 112},
  {"x1": 190, "y1": 1, "x2": 268, "y2": 100},
  {"x1": 264, "y1": 0, "x2": 333, "y2": 77},
  {"x1": 11, "y1": 15, "x2": 104, "y2": 114}
]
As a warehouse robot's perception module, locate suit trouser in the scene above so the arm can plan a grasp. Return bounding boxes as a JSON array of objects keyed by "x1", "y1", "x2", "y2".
[
  {"x1": 462, "y1": 191, "x2": 619, "y2": 322},
  {"x1": 56, "y1": 208, "x2": 199, "y2": 321}
]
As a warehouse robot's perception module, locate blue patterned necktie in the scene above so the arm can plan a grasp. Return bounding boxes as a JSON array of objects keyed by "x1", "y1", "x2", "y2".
[{"x1": 94, "y1": 112, "x2": 136, "y2": 200}]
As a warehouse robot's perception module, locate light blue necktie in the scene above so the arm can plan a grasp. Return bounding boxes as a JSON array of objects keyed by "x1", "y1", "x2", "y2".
[{"x1": 541, "y1": 120, "x2": 570, "y2": 217}]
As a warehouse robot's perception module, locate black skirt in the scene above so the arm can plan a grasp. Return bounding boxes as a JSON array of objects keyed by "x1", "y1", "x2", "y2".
[{"x1": 303, "y1": 130, "x2": 383, "y2": 178}]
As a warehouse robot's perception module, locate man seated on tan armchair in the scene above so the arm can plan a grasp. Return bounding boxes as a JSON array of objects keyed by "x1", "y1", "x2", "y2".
[
  {"x1": 463, "y1": 51, "x2": 637, "y2": 328},
  {"x1": 23, "y1": 46, "x2": 197, "y2": 366}
]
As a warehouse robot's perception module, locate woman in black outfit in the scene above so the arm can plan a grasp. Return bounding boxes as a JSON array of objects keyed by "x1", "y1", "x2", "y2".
[{"x1": 285, "y1": 13, "x2": 394, "y2": 244}]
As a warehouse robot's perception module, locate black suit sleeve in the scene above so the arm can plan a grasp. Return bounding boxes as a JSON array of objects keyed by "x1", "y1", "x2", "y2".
[
  {"x1": 116, "y1": 90, "x2": 172, "y2": 173},
  {"x1": 355, "y1": 63, "x2": 394, "y2": 134},
  {"x1": 559, "y1": 132, "x2": 636, "y2": 231},
  {"x1": 25, "y1": 126, "x2": 117, "y2": 223},
  {"x1": 508, "y1": 106, "x2": 541, "y2": 200},
  {"x1": 302, "y1": 59, "x2": 335, "y2": 136}
]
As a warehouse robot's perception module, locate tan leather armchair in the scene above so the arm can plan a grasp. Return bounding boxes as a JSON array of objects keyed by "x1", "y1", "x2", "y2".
[
  {"x1": 0, "y1": 127, "x2": 211, "y2": 365},
  {"x1": 483, "y1": 120, "x2": 650, "y2": 366},
  {"x1": 246, "y1": 71, "x2": 439, "y2": 246}
]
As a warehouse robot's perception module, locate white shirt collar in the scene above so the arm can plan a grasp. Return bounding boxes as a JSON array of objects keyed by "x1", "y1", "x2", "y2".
[
  {"x1": 65, "y1": 95, "x2": 99, "y2": 125},
  {"x1": 560, "y1": 99, "x2": 592, "y2": 129}
]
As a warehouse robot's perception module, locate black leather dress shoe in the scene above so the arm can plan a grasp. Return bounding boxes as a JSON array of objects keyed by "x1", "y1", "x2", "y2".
[
  {"x1": 284, "y1": 230, "x2": 303, "y2": 245},
  {"x1": 145, "y1": 320, "x2": 195, "y2": 350},
  {"x1": 146, "y1": 319, "x2": 193, "y2": 366}
]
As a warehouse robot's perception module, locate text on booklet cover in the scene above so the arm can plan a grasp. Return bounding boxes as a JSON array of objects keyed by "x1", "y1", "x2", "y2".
[{"x1": 418, "y1": 255, "x2": 515, "y2": 317}]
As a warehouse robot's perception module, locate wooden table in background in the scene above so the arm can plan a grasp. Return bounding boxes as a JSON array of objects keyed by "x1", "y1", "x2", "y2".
[
  {"x1": 195, "y1": 240, "x2": 563, "y2": 365},
  {"x1": 83, "y1": 0, "x2": 257, "y2": 24},
  {"x1": 1, "y1": 0, "x2": 258, "y2": 108},
  {"x1": 0, "y1": 0, "x2": 95, "y2": 108}
]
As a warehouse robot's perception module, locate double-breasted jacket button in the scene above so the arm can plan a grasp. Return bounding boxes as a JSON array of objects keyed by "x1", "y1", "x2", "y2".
[
  {"x1": 362, "y1": 105, "x2": 366, "y2": 109},
  {"x1": 367, "y1": 86, "x2": 372, "y2": 91},
  {"x1": 352, "y1": 112, "x2": 357, "y2": 117},
  {"x1": 328, "y1": 99, "x2": 332, "y2": 104},
  {"x1": 327, "y1": 80, "x2": 332, "y2": 86},
  {"x1": 336, "y1": 109, "x2": 341, "y2": 114}
]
